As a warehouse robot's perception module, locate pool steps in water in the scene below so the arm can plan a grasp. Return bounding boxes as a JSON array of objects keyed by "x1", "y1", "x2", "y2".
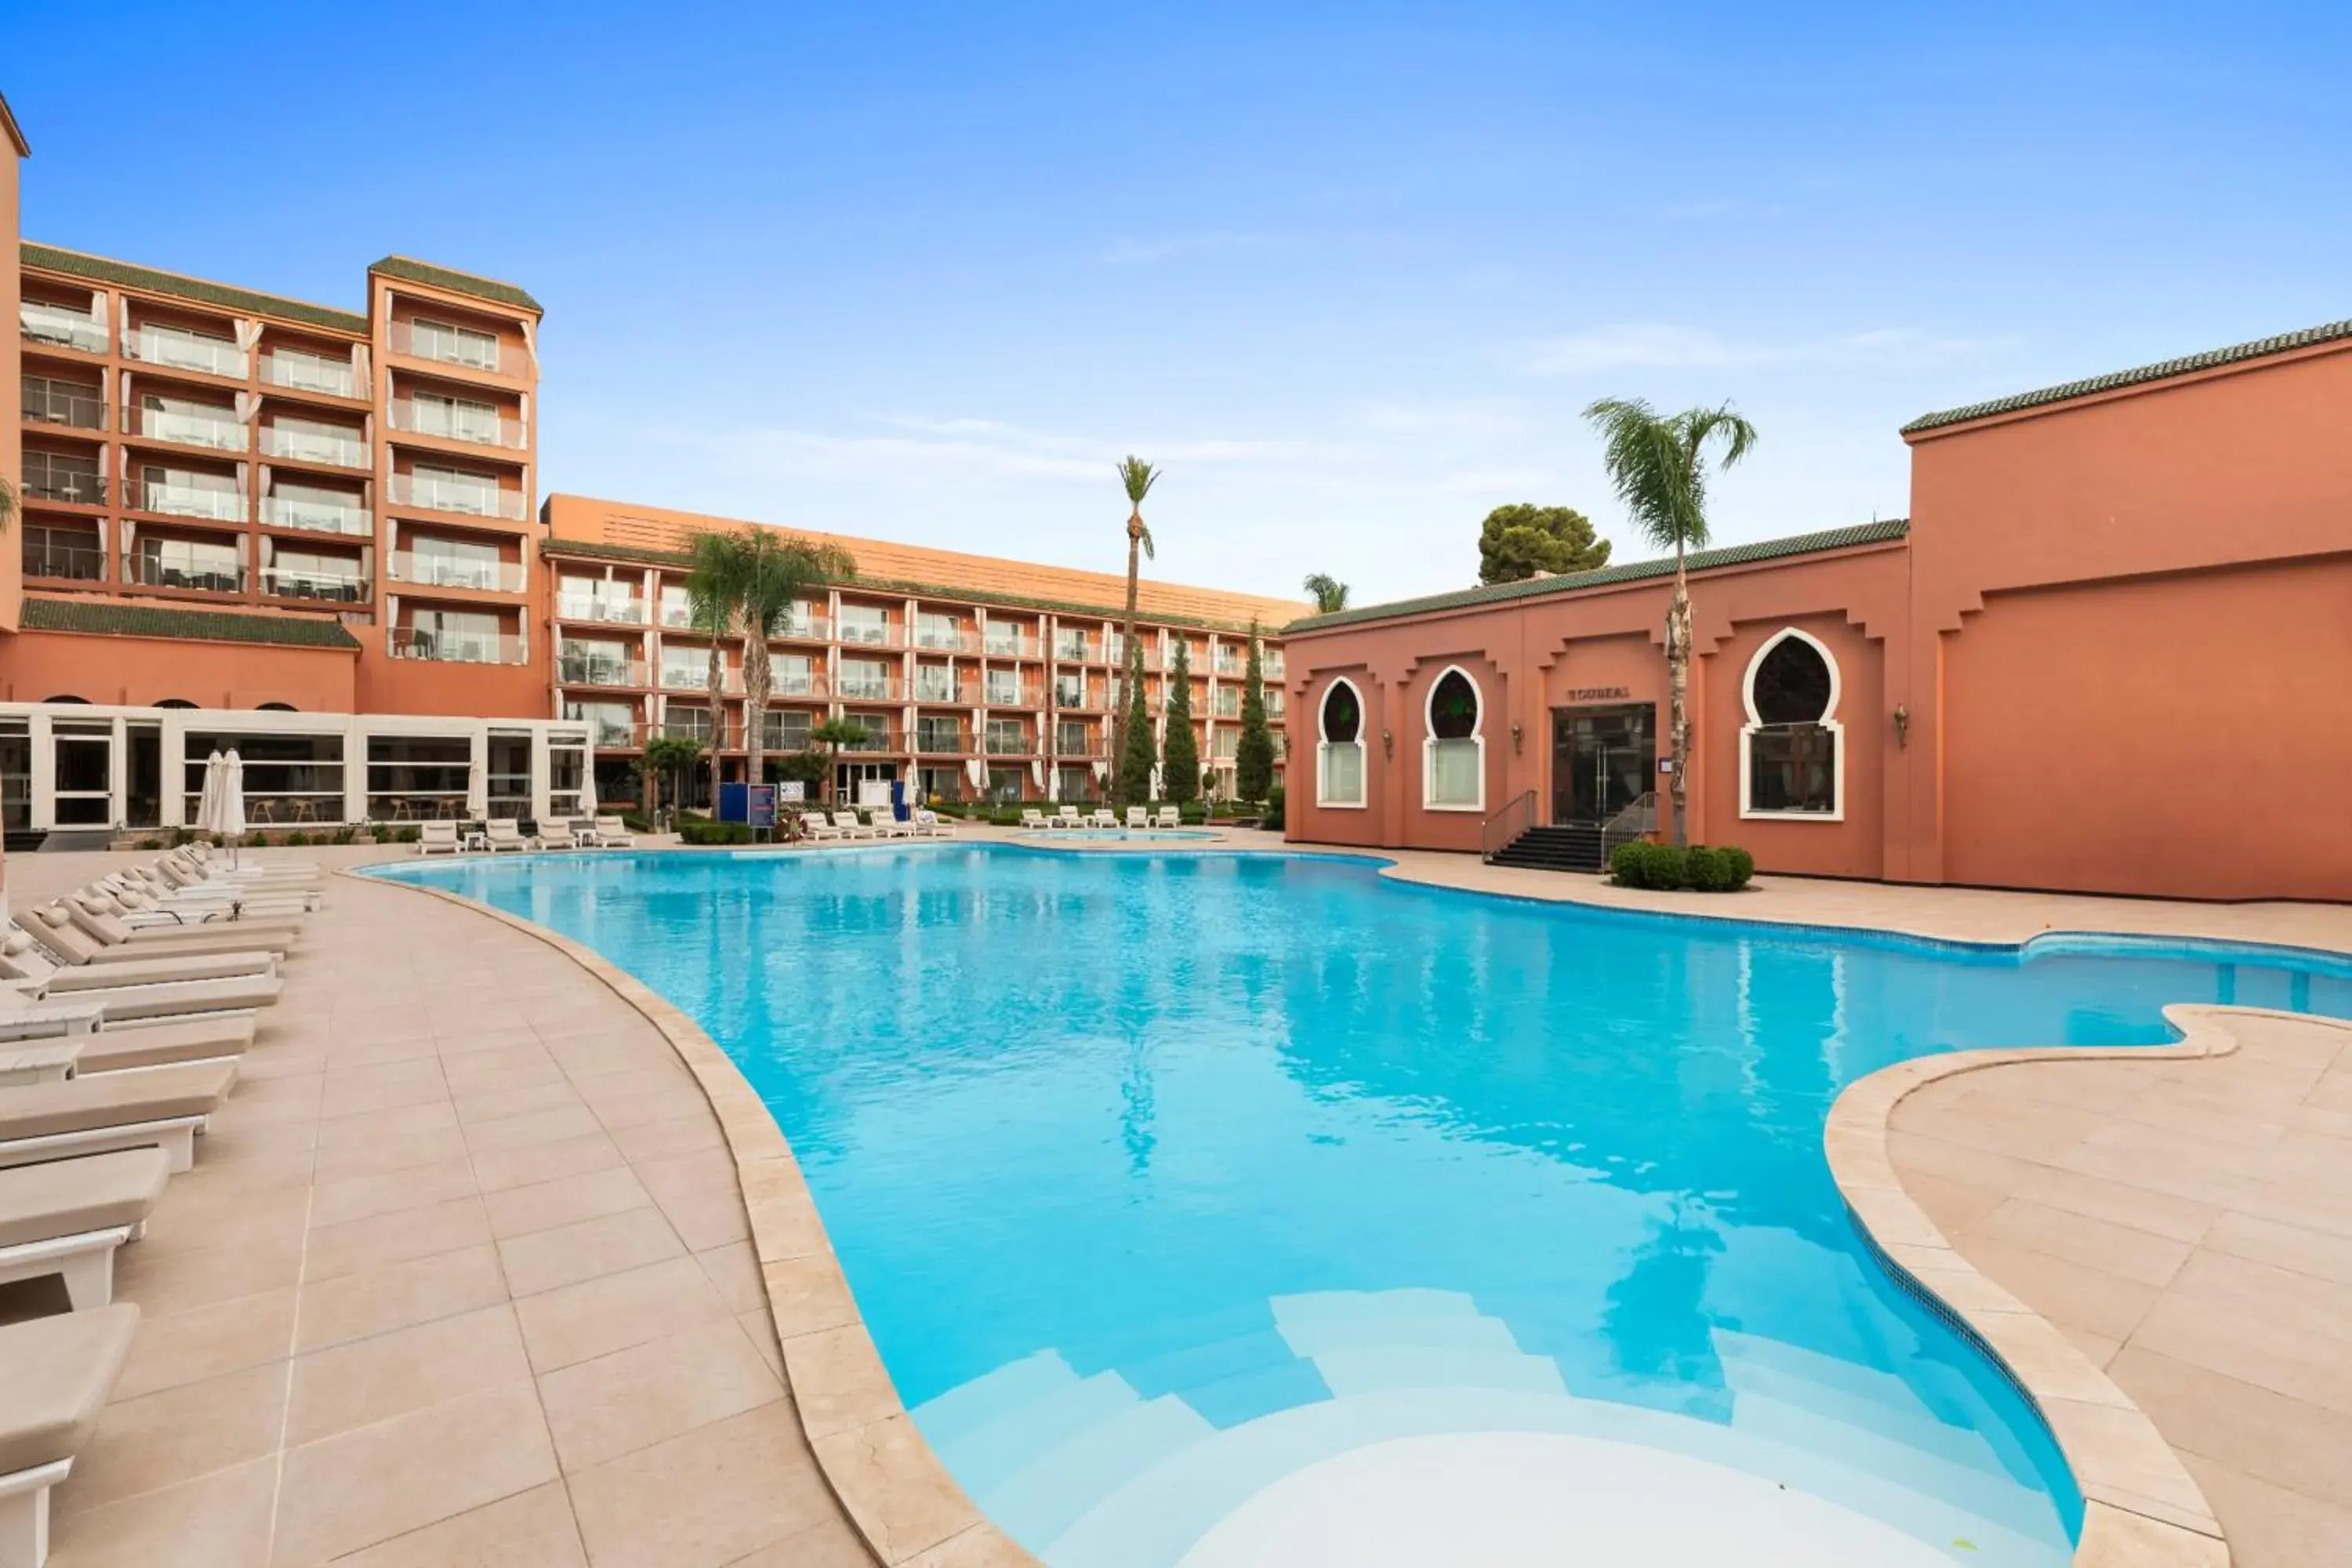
[{"x1": 913, "y1": 1287, "x2": 2072, "y2": 1568}]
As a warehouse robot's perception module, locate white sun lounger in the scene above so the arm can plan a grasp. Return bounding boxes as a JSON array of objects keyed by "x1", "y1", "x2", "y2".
[
  {"x1": 0, "y1": 1149, "x2": 171, "y2": 1310},
  {"x1": 0, "y1": 988, "x2": 253, "y2": 1065},
  {"x1": 0, "y1": 1302, "x2": 140, "y2": 1567},
  {"x1": 539, "y1": 817, "x2": 579, "y2": 849},
  {"x1": 912, "y1": 809, "x2": 951, "y2": 837},
  {"x1": 6, "y1": 927, "x2": 275, "y2": 991},
  {"x1": 1019, "y1": 808, "x2": 1050, "y2": 830},
  {"x1": 1125, "y1": 807, "x2": 1150, "y2": 829},
  {"x1": 0, "y1": 1061, "x2": 240, "y2": 1173},
  {"x1": 41, "y1": 904, "x2": 288, "y2": 968},
  {"x1": 417, "y1": 822, "x2": 463, "y2": 856},
  {"x1": 829, "y1": 811, "x2": 877, "y2": 840},
  {"x1": 483, "y1": 819, "x2": 530, "y2": 852},
  {"x1": 1155, "y1": 807, "x2": 1181, "y2": 828},
  {"x1": 66, "y1": 893, "x2": 299, "y2": 956},
  {"x1": 593, "y1": 816, "x2": 636, "y2": 848}
]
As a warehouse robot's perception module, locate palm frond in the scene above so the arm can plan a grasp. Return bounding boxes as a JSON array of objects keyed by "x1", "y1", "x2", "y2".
[
  {"x1": 1118, "y1": 456, "x2": 1159, "y2": 507},
  {"x1": 1137, "y1": 521, "x2": 1155, "y2": 561},
  {"x1": 1301, "y1": 573, "x2": 1350, "y2": 613}
]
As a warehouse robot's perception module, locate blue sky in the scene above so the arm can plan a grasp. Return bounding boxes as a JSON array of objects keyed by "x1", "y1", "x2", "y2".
[{"x1": 6, "y1": 2, "x2": 2346, "y2": 604}]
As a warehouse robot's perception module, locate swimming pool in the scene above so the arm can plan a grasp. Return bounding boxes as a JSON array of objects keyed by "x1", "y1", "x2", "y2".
[{"x1": 375, "y1": 847, "x2": 2352, "y2": 1565}]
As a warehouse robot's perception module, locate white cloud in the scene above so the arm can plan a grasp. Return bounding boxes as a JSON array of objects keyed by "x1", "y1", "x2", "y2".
[{"x1": 1519, "y1": 323, "x2": 2019, "y2": 378}]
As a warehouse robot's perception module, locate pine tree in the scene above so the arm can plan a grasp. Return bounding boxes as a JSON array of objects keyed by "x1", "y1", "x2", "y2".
[
  {"x1": 1235, "y1": 620, "x2": 1276, "y2": 804},
  {"x1": 1163, "y1": 640, "x2": 1200, "y2": 805},
  {"x1": 1117, "y1": 641, "x2": 1156, "y2": 806}
]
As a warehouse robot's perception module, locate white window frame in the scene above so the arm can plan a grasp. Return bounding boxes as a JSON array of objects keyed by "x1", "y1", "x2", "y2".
[
  {"x1": 1316, "y1": 677, "x2": 1368, "y2": 811},
  {"x1": 1739, "y1": 626, "x2": 1845, "y2": 822},
  {"x1": 1419, "y1": 664, "x2": 1486, "y2": 814}
]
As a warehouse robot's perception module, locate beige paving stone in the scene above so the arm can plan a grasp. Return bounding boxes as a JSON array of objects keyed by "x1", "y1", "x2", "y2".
[
  {"x1": 307, "y1": 1157, "x2": 481, "y2": 1229},
  {"x1": 285, "y1": 1304, "x2": 533, "y2": 1445},
  {"x1": 111, "y1": 1287, "x2": 296, "y2": 1401},
  {"x1": 499, "y1": 1205, "x2": 688, "y2": 1299},
  {"x1": 2181, "y1": 1456, "x2": 2352, "y2": 1568},
  {"x1": 1970, "y1": 1196, "x2": 2195, "y2": 1289},
  {"x1": 111, "y1": 1239, "x2": 306, "y2": 1319},
  {"x1": 696, "y1": 1240, "x2": 768, "y2": 1314},
  {"x1": 481, "y1": 1162, "x2": 654, "y2": 1240},
  {"x1": 54, "y1": 1362, "x2": 288, "y2": 1515},
  {"x1": 46, "y1": 1454, "x2": 278, "y2": 1568},
  {"x1": 293, "y1": 1243, "x2": 509, "y2": 1352},
  {"x1": 470, "y1": 1128, "x2": 627, "y2": 1192},
  {"x1": 538, "y1": 1316, "x2": 785, "y2": 1472},
  {"x1": 567, "y1": 1402, "x2": 848, "y2": 1568},
  {"x1": 330, "y1": 1481, "x2": 589, "y2": 1568},
  {"x1": 303, "y1": 1194, "x2": 493, "y2": 1283},
  {"x1": 814, "y1": 1414, "x2": 983, "y2": 1564},
  {"x1": 515, "y1": 1254, "x2": 735, "y2": 1372},
  {"x1": 461, "y1": 1102, "x2": 607, "y2": 1155}
]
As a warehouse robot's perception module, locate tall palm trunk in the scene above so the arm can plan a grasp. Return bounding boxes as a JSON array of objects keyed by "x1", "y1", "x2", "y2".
[
  {"x1": 1666, "y1": 539, "x2": 1691, "y2": 846},
  {"x1": 742, "y1": 633, "x2": 771, "y2": 797},
  {"x1": 705, "y1": 638, "x2": 724, "y2": 811},
  {"x1": 1112, "y1": 513, "x2": 1144, "y2": 806}
]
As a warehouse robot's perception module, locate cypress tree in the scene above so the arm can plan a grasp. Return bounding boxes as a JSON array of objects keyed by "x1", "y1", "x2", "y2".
[
  {"x1": 1117, "y1": 641, "x2": 1156, "y2": 806},
  {"x1": 1235, "y1": 620, "x2": 1276, "y2": 804},
  {"x1": 1163, "y1": 640, "x2": 1200, "y2": 805}
]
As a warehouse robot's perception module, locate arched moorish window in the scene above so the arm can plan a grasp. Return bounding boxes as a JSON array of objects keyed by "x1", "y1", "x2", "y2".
[
  {"x1": 1743, "y1": 630, "x2": 1842, "y2": 818},
  {"x1": 1422, "y1": 667, "x2": 1484, "y2": 811},
  {"x1": 1316, "y1": 680, "x2": 1367, "y2": 808}
]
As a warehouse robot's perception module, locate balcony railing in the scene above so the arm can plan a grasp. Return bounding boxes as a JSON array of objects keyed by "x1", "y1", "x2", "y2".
[
  {"x1": 124, "y1": 327, "x2": 246, "y2": 379},
  {"x1": 557, "y1": 594, "x2": 647, "y2": 624},
  {"x1": 913, "y1": 727, "x2": 973, "y2": 754},
  {"x1": 260, "y1": 566, "x2": 371, "y2": 604},
  {"x1": 390, "y1": 321, "x2": 503, "y2": 374},
  {"x1": 20, "y1": 301, "x2": 107, "y2": 354},
  {"x1": 775, "y1": 615, "x2": 830, "y2": 641},
  {"x1": 1053, "y1": 735, "x2": 1109, "y2": 758},
  {"x1": 981, "y1": 633, "x2": 1040, "y2": 659},
  {"x1": 573, "y1": 713, "x2": 638, "y2": 749},
  {"x1": 389, "y1": 553, "x2": 526, "y2": 593},
  {"x1": 558, "y1": 655, "x2": 648, "y2": 688},
  {"x1": 22, "y1": 539, "x2": 106, "y2": 582},
  {"x1": 911, "y1": 683, "x2": 978, "y2": 706},
  {"x1": 1214, "y1": 656, "x2": 1245, "y2": 678},
  {"x1": 837, "y1": 724, "x2": 906, "y2": 754},
  {"x1": 659, "y1": 664, "x2": 745, "y2": 694},
  {"x1": 389, "y1": 400, "x2": 528, "y2": 450},
  {"x1": 833, "y1": 674, "x2": 902, "y2": 702},
  {"x1": 913, "y1": 626, "x2": 976, "y2": 652},
  {"x1": 260, "y1": 351, "x2": 358, "y2": 397},
  {"x1": 1265, "y1": 655, "x2": 1287, "y2": 681},
  {"x1": 23, "y1": 377, "x2": 104, "y2": 430},
  {"x1": 136, "y1": 406, "x2": 247, "y2": 452},
  {"x1": 834, "y1": 619, "x2": 901, "y2": 648},
  {"x1": 127, "y1": 557, "x2": 245, "y2": 594},
  {"x1": 261, "y1": 424, "x2": 368, "y2": 468},
  {"x1": 982, "y1": 687, "x2": 1043, "y2": 710},
  {"x1": 388, "y1": 473, "x2": 528, "y2": 520},
  {"x1": 983, "y1": 731, "x2": 1038, "y2": 757},
  {"x1": 262, "y1": 495, "x2": 371, "y2": 535},
  {"x1": 768, "y1": 672, "x2": 830, "y2": 699},
  {"x1": 140, "y1": 481, "x2": 246, "y2": 522},
  {"x1": 388, "y1": 629, "x2": 528, "y2": 665},
  {"x1": 23, "y1": 455, "x2": 105, "y2": 507},
  {"x1": 763, "y1": 720, "x2": 814, "y2": 753},
  {"x1": 1212, "y1": 694, "x2": 1242, "y2": 720},
  {"x1": 1052, "y1": 685, "x2": 1104, "y2": 711},
  {"x1": 1053, "y1": 637, "x2": 1104, "y2": 662}
]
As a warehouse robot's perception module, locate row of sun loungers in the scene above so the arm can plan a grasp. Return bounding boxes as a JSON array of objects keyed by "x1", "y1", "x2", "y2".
[
  {"x1": 804, "y1": 808, "x2": 955, "y2": 843},
  {"x1": 416, "y1": 815, "x2": 639, "y2": 856},
  {"x1": 1021, "y1": 806, "x2": 1184, "y2": 830},
  {"x1": 0, "y1": 841, "x2": 309, "y2": 1565}
]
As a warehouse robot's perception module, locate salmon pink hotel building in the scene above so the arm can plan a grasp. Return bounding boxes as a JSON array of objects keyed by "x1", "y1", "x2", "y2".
[{"x1": 0, "y1": 93, "x2": 2346, "y2": 902}]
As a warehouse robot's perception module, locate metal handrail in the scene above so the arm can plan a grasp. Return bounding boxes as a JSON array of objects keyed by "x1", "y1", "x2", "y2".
[
  {"x1": 1481, "y1": 789, "x2": 1537, "y2": 863},
  {"x1": 1599, "y1": 790, "x2": 1659, "y2": 868}
]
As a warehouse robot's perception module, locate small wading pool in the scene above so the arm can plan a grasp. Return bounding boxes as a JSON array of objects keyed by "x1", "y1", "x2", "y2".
[{"x1": 372, "y1": 847, "x2": 2352, "y2": 1566}]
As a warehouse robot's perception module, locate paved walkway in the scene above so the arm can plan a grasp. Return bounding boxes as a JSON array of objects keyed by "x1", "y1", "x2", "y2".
[
  {"x1": 1889, "y1": 1011, "x2": 2352, "y2": 1567},
  {"x1": 0, "y1": 846, "x2": 873, "y2": 1567}
]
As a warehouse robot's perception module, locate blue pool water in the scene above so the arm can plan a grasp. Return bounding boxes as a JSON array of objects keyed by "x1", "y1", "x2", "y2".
[{"x1": 375, "y1": 847, "x2": 2352, "y2": 1564}]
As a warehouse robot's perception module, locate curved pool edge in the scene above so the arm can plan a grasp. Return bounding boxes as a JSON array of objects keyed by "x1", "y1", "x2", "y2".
[
  {"x1": 1824, "y1": 1002, "x2": 2349, "y2": 1568},
  {"x1": 339, "y1": 866, "x2": 1044, "y2": 1568}
]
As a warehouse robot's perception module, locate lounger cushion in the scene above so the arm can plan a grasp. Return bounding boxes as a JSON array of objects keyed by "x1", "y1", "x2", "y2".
[
  {"x1": 0, "y1": 1303, "x2": 140, "y2": 1477},
  {"x1": 74, "y1": 1016, "x2": 256, "y2": 1074},
  {"x1": 0, "y1": 1148, "x2": 171, "y2": 1248},
  {"x1": 0, "y1": 1062, "x2": 238, "y2": 1142},
  {"x1": 86, "y1": 976, "x2": 281, "y2": 1022}
]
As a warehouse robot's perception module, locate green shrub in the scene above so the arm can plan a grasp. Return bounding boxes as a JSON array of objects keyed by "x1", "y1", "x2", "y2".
[
  {"x1": 394, "y1": 825, "x2": 421, "y2": 844},
  {"x1": 331, "y1": 826, "x2": 358, "y2": 846},
  {"x1": 1610, "y1": 840, "x2": 1754, "y2": 892},
  {"x1": 1260, "y1": 785, "x2": 1285, "y2": 832},
  {"x1": 675, "y1": 811, "x2": 754, "y2": 847},
  {"x1": 1178, "y1": 800, "x2": 1208, "y2": 826},
  {"x1": 169, "y1": 827, "x2": 194, "y2": 848},
  {"x1": 139, "y1": 837, "x2": 165, "y2": 851},
  {"x1": 1722, "y1": 847, "x2": 1755, "y2": 887},
  {"x1": 284, "y1": 831, "x2": 310, "y2": 847},
  {"x1": 621, "y1": 811, "x2": 655, "y2": 833}
]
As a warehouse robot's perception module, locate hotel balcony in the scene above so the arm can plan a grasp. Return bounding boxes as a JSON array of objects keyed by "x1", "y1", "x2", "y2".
[
  {"x1": 834, "y1": 620, "x2": 903, "y2": 649},
  {"x1": 388, "y1": 398, "x2": 528, "y2": 451},
  {"x1": 648, "y1": 713, "x2": 739, "y2": 749},
  {"x1": 140, "y1": 478, "x2": 246, "y2": 523},
  {"x1": 983, "y1": 729, "x2": 1038, "y2": 757},
  {"x1": 22, "y1": 530, "x2": 106, "y2": 584},
  {"x1": 558, "y1": 653, "x2": 648, "y2": 688},
  {"x1": 123, "y1": 325, "x2": 247, "y2": 379},
  {"x1": 838, "y1": 723, "x2": 906, "y2": 754},
  {"x1": 260, "y1": 565, "x2": 372, "y2": 604},
  {"x1": 981, "y1": 632, "x2": 1041, "y2": 659},
  {"x1": 390, "y1": 321, "x2": 504, "y2": 375},
  {"x1": 260, "y1": 423, "x2": 369, "y2": 469},
  {"x1": 1214, "y1": 653, "x2": 1245, "y2": 678},
  {"x1": 260, "y1": 351, "x2": 358, "y2": 398},
  {"x1": 913, "y1": 724, "x2": 974, "y2": 755},
  {"x1": 126, "y1": 556, "x2": 245, "y2": 594},
  {"x1": 131, "y1": 403, "x2": 247, "y2": 453},
  {"x1": 1052, "y1": 735, "x2": 1110, "y2": 759},
  {"x1": 1212, "y1": 692, "x2": 1242, "y2": 720},
  {"x1": 262, "y1": 494, "x2": 372, "y2": 537},
  {"x1": 912, "y1": 626, "x2": 978, "y2": 653},
  {"x1": 389, "y1": 554, "x2": 527, "y2": 593},
  {"x1": 20, "y1": 300, "x2": 107, "y2": 354},
  {"x1": 1265, "y1": 653, "x2": 1287, "y2": 681},
  {"x1": 573, "y1": 710, "x2": 639, "y2": 749},
  {"x1": 833, "y1": 674, "x2": 902, "y2": 702},
  {"x1": 1052, "y1": 683, "x2": 1106, "y2": 711},
  {"x1": 912, "y1": 682, "x2": 979, "y2": 706},
  {"x1": 1052, "y1": 635, "x2": 1105, "y2": 663},
  {"x1": 558, "y1": 593, "x2": 647, "y2": 625},
  {"x1": 387, "y1": 473, "x2": 529, "y2": 521},
  {"x1": 388, "y1": 629, "x2": 529, "y2": 666},
  {"x1": 23, "y1": 374, "x2": 105, "y2": 431},
  {"x1": 769, "y1": 672, "x2": 832, "y2": 700},
  {"x1": 23, "y1": 452, "x2": 106, "y2": 508},
  {"x1": 660, "y1": 664, "x2": 745, "y2": 695},
  {"x1": 981, "y1": 686, "x2": 1044, "y2": 710}
]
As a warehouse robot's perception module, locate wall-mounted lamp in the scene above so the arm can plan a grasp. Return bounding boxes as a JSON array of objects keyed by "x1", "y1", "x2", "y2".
[
  {"x1": 1381, "y1": 728, "x2": 1395, "y2": 760},
  {"x1": 1510, "y1": 720, "x2": 1523, "y2": 755},
  {"x1": 1892, "y1": 703, "x2": 1910, "y2": 748}
]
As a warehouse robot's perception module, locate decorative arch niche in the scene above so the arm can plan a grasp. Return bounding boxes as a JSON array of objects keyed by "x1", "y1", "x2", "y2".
[
  {"x1": 1421, "y1": 665, "x2": 1485, "y2": 813},
  {"x1": 1316, "y1": 678, "x2": 1367, "y2": 809},
  {"x1": 1740, "y1": 628, "x2": 1843, "y2": 820}
]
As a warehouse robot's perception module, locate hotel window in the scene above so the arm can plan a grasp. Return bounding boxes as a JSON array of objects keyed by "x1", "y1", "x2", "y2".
[
  {"x1": 141, "y1": 464, "x2": 242, "y2": 521},
  {"x1": 410, "y1": 390, "x2": 500, "y2": 443},
  {"x1": 409, "y1": 535, "x2": 501, "y2": 590},
  {"x1": 1422, "y1": 668, "x2": 1484, "y2": 811},
  {"x1": 411, "y1": 608, "x2": 501, "y2": 663},
  {"x1": 1053, "y1": 674, "x2": 1087, "y2": 708},
  {"x1": 409, "y1": 318, "x2": 499, "y2": 371},
  {"x1": 660, "y1": 648, "x2": 716, "y2": 690},
  {"x1": 767, "y1": 710, "x2": 813, "y2": 753},
  {"x1": 1055, "y1": 720, "x2": 1093, "y2": 755},
  {"x1": 1317, "y1": 681, "x2": 1367, "y2": 808},
  {"x1": 913, "y1": 665, "x2": 956, "y2": 702},
  {"x1": 1743, "y1": 630, "x2": 1842, "y2": 818},
  {"x1": 1054, "y1": 628, "x2": 1091, "y2": 660},
  {"x1": 985, "y1": 669, "x2": 1024, "y2": 707},
  {"x1": 138, "y1": 535, "x2": 241, "y2": 593},
  {"x1": 838, "y1": 604, "x2": 888, "y2": 644},
  {"x1": 773, "y1": 654, "x2": 816, "y2": 696},
  {"x1": 915, "y1": 612, "x2": 962, "y2": 649},
  {"x1": 838, "y1": 658, "x2": 893, "y2": 700},
  {"x1": 408, "y1": 463, "x2": 502, "y2": 515},
  {"x1": 659, "y1": 584, "x2": 691, "y2": 627},
  {"x1": 562, "y1": 700, "x2": 637, "y2": 750}
]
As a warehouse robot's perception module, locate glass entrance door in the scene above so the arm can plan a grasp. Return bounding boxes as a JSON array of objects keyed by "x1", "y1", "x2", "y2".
[
  {"x1": 834, "y1": 760, "x2": 899, "y2": 804},
  {"x1": 53, "y1": 726, "x2": 114, "y2": 826},
  {"x1": 1551, "y1": 704, "x2": 1653, "y2": 825}
]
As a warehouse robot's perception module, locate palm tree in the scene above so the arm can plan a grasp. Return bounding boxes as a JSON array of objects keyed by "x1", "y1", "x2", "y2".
[
  {"x1": 1301, "y1": 573, "x2": 1350, "y2": 615},
  {"x1": 0, "y1": 476, "x2": 16, "y2": 535},
  {"x1": 1583, "y1": 397, "x2": 1758, "y2": 846},
  {"x1": 808, "y1": 717, "x2": 871, "y2": 804},
  {"x1": 1109, "y1": 456, "x2": 1158, "y2": 807},
  {"x1": 682, "y1": 530, "x2": 746, "y2": 811},
  {"x1": 730, "y1": 529, "x2": 855, "y2": 797}
]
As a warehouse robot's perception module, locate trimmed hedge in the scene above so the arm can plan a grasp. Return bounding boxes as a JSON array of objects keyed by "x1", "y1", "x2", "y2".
[
  {"x1": 677, "y1": 813, "x2": 755, "y2": 846},
  {"x1": 1609, "y1": 840, "x2": 1755, "y2": 892}
]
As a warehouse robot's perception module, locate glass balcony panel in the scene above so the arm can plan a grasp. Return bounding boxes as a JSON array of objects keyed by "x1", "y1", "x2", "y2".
[
  {"x1": 20, "y1": 301, "x2": 107, "y2": 353},
  {"x1": 261, "y1": 495, "x2": 371, "y2": 535},
  {"x1": 393, "y1": 321, "x2": 503, "y2": 372},
  {"x1": 390, "y1": 399, "x2": 527, "y2": 449},
  {"x1": 557, "y1": 593, "x2": 648, "y2": 624},
  {"x1": 125, "y1": 327, "x2": 247, "y2": 379},
  {"x1": 261, "y1": 567, "x2": 370, "y2": 604},
  {"x1": 21, "y1": 533, "x2": 106, "y2": 582},
  {"x1": 22, "y1": 376, "x2": 104, "y2": 430},
  {"x1": 128, "y1": 555, "x2": 245, "y2": 593},
  {"x1": 142, "y1": 480, "x2": 246, "y2": 521},
  {"x1": 390, "y1": 553, "x2": 524, "y2": 592},
  {"x1": 140, "y1": 405, "x2": 247, "y2": 452},
  {"x1": 389, "y1": 473, "x2": 527, "y2": 520},
  {"x1": 22, "y1": 453, "x2": 106, "y2": 506},
  {"x1": 261, "y1": 423, "x2": 368, "y2": 467},
  {"x1": 559, "y1": 652, "x2": 644, "y2": 687},
  {"x1": 261, "y1": 352, "x2": 357, "y2": 397},
  {"x1": 389, "y1": 629, "x2": 528, "y2": 665}
]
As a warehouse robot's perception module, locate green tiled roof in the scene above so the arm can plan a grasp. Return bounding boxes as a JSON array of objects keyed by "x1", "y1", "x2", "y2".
[
  {"x1": 1904, "y1": 318, "x2": 2352, "y2": 434},
  {"x1": 369, "y1": 256, "x2": 542, "y2": 314},
  {"x1": 22, "y1": 597, "x2": 361, "y2": 651},
  {"x1": 1285, "y1": 520, "x2": 1911, "y2": 634},
  {"x1": 21, "y1": 244, "x2": 368, "y2": 335},
  {"x1": 540, "y1": 538, "x2": 1280, "y2": 636}
]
